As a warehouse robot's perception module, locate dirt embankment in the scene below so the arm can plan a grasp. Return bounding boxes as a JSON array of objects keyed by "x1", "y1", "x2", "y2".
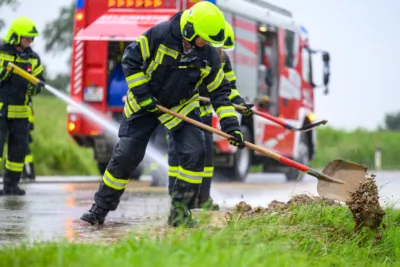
[
  {"x1": 226, "y1": 173, "x2": 385, "y2": 240},
  {"x1": 225, "y1": 193, "x2": 339, "y2": 222}
]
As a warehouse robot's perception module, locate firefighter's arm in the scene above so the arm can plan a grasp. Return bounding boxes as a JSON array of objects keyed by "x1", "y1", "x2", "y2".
[
  {"x1": 223, "y1": 53, "x2": 242, "y2": 104},
  {"x1": 121, "y1": 28, "x2": 160, "y2": 112},
  {"x1": 205, "y1": 66, "x2": 245, "y2": 148},
  {"x1": 28, "y1": 53, "x2": 45, "y2": 96},
  {"x1": 204, "y1": 60, "x2": 240, "y2": 134},
  {"x1": 0, "y1": 50, "x2": 12, "y2": 81},
  {"x1": 222, "y1": 52, "x2": 253, "y2": 116}
]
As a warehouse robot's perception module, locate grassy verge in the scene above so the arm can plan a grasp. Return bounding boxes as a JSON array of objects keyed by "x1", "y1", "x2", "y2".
[
  {"x1": 1, "y1": 200, "x2": 399, "y2": 266},
  {"x1": 310, "y1": 127, "x2": 400, "y2": 169},
  {"x1": 28, "y1": 96, "x2": 97, "y2": 175}
]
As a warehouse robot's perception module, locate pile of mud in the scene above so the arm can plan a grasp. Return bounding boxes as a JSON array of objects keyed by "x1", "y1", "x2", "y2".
[
  {"x1": 225, "y1": 193, "x2": 340, "y2": 222},
  {"x1": 346, "y1": 173, "x2": 385, "y2": 234}
]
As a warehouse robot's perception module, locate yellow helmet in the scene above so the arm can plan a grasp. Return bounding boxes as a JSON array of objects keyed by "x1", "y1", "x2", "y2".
[
  {"x1": 3, "y1": 16, "x2": 39, "y2": 45},
  {"x1": 222, "y1": 21, "x2": 235, "y2": 51},
  {"x1": 180, "y1": 1, "x2": 225, "y2": 47}
]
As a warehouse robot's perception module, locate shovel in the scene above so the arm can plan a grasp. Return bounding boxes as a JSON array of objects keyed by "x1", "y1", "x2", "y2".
[
  {"x1": 157, "y1": 103, "x2": 368, "y2": 202},
  {"x1": 7, "y1": 62, "x2": 366, "y2": 202},
  {"x1": 199, "y1": 96, "x2": 327, "y2": 132},
  {"x1": 317, "y1": 160, "x2": 368, "y2": 202}
]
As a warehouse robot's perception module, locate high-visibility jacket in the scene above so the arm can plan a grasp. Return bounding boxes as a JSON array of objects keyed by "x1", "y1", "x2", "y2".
[
  {"x1": 121, "y1": 12, "x2": 240, "y2": 133},
  {"x1": 199, "y1": 51, "x2": 243, "y2": 117},
  {"x1": 0, "y1": 41, "x2": 44, "y2": 119}
]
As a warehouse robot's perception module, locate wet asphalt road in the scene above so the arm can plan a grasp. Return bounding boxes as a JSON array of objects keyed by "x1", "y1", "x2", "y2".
[{"x1": 0, "y1": 171, "x2": 399, "y2": 247}]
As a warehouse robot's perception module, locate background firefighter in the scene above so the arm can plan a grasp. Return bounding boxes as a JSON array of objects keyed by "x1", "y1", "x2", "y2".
[
  {"x1": 167, "y1": 21, "x2": 252, "y2": 211},
  {"x1": 0, "y1": 16, "x2": 44, "y2": 196},
  {"x1": 80, "y1": 1, "x2": 245, "y2": 228}
]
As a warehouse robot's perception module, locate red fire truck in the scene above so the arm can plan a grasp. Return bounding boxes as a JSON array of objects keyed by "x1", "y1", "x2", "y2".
[{"x1": 68, "y1": 0, "x2": 330, "y2": 182}]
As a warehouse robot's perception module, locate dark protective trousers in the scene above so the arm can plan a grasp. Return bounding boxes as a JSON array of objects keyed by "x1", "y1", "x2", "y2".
[
  {"x1": 22, "y1": 131, "x2": 35, "y2": 179},
  {"x1": 94, "y1": 110, "x2": 206, "y2": 211},
  {"x1": 168, "y1": 114, "x2": 214, "y2": 203},
  {"x1": 0, "y1": 117, "x2": 28, "y2": 188}
]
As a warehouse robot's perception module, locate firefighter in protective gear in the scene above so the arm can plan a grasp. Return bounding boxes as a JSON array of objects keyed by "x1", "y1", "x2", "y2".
[
  {"x1": 0, "y1": 16, "x2": 44, "y2": 195},
  {"x1": 80, "y1": 1, "x2": 245, "y2": 228},
  {"x1": 167, "y1": 21, "x2": 252, "y2": 210},
  {"x1": 22, "y1": 96, "x2": 35, "y2": 180}
]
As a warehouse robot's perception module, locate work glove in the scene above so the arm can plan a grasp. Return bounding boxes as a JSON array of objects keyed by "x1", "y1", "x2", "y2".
[
  {"x1": 139, "y1": 97, "x2": 161, "y2": 113},
  {"x1": 238, "y1": 103, "x2": 254, "y2": 117},
  {"x1": 228, "y1": 130, "x2": 245, "y2": 149},
  {"x1": 27, "y1": 83, "x2": 42, "y2": 96},
  {"x1": 0, "y1": 65, "x2": 11, "y2": 81},
  {"x1": 232, "y1": 96, "x2": 253, "y2": 116}
]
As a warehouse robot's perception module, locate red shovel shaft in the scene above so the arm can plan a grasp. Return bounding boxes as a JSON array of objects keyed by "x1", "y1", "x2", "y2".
[
  {"x1": 251, "y1": 109, "x2": 293, "y2": 129},
  {"x1": 157, "y1": 104, "x2": 342, "y2": 184},
  {"x1": 244, "y1": 140, "x2": 309, "y2": 172}
]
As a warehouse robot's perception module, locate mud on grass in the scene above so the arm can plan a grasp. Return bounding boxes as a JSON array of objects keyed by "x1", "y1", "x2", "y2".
[{"x1": 1, "y1": 194, "x2": 400, "y2": 267}]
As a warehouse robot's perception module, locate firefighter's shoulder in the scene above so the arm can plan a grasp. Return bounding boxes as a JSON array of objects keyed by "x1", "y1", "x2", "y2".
[
  {"x1": 0, "y1": 41, "x2": 10, "y2": 52},
  {"x1": 143, "y1": 20, "x2": 171, "y2": 43}
]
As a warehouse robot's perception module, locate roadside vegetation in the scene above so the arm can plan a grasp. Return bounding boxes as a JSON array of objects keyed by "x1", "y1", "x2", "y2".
[
  {"x1": 26, "y1": 96, "x2": 97, "y2": 175},
  {"x1": 0, "y1": 196, "x2": 399, "y2": 266},
  {"x1": 310, "y1": 127, "x2": 400, "y2": 170}
]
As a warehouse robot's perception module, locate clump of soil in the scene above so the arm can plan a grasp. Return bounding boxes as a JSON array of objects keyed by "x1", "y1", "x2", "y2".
[
  {"x1": 225, "y1": 193, "x2": 340, "y2": 222},
  {"x1": 346, "y1": 173, "x2": 385, "y2": 238}
]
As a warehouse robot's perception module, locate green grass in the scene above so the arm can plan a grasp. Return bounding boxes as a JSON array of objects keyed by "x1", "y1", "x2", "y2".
[
  {"x1": 310, "y1": 127, "x2": 400, "y2": 169},
  {"x1": 29, "y1": 95, "x2": 97, "y2": 175},
  {"x1": 1, "y1": 201, "x2": 400, "y2": 266}
]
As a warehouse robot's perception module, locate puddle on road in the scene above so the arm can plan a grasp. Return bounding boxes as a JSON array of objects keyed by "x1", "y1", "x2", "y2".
[{"x1": 0, "y1": 183, "x2": 171, "y2": 247}]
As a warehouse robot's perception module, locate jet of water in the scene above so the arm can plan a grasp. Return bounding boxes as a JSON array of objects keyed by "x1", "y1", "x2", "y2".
[{"x1": 44, "y1": 84, "x2": 168, "y2": 170}]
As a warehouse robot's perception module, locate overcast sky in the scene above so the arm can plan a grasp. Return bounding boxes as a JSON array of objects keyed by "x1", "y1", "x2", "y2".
[{"x1": 1, "y1": 0, "x2": 399, "y2": 131}]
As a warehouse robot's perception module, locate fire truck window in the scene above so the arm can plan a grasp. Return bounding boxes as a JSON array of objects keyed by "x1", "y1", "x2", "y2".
[
  {"x1": 301, "y1": 47, "x2": 311, "y2": 83},
  {"x1": 284, "y1": 30, "x2": 295, "y2": 68}
]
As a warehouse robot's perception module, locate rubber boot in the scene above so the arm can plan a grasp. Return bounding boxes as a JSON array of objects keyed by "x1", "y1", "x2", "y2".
[
  {"x1": 197, "y1": 178, "x2": 219, "y2": 211},
  {"x1": 167, "y1": 179, "x2": 200, "y2": 228},
  {"x1": 2, "y1": 172, "x2": 26, "y2": 196},
  {"x1": 80, "y1": 203, "x2": 109, "y2": 225}
]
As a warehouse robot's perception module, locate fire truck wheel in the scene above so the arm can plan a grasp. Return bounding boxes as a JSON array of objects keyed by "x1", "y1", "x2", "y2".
[
  {"x1": 220, "y1": 125, "x2": 252, "y2": 182},
  {"x1": 285, "y1": 133, "x2": 310, "y2": 182}
]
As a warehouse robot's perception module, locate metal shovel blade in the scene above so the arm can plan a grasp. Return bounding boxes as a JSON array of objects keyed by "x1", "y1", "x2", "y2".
[{"x1": 317, "y1": 159, "x2": 367, "y2": 202}]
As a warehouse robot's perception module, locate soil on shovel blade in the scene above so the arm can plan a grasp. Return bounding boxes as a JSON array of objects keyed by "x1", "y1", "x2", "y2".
[{"x1": 346, "y1": 173, "x2": 385, "y2": 239}]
